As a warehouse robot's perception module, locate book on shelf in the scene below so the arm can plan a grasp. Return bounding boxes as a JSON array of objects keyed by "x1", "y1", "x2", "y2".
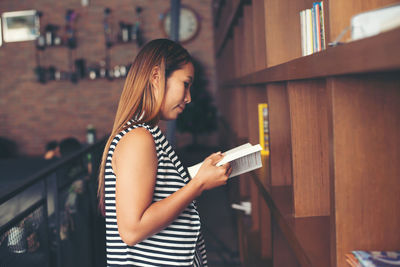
[
  {"x1": 187, "y1": 143, "x2": 262, "y2": 179},
  {"x1": 319, "y1": 1, "x2": 326, "y2": 50},
  {"x1": 312, "y1": 5, "x2": 317, "y2": 52},
  {"x1": 258, "y1": 103, "x2": 270, "y2": 156},
  {"x1": 313, "y1": 2, "x2": 322, "y2": 51},
  {"x1": 351, "y1": 3, "x2": 400, "y2": 41},
  {"x1": 345, "y1": 251, "x2": 400, "y2": 267},
  {"x1": 299, "y1": 1, "x2": 326, "y2": 56},
  {"x1": 300, "y1": 10, "x2": 307, "y2": 56}
]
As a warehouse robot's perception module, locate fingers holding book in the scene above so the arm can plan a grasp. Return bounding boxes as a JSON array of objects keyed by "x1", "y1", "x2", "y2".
[
  {"x1": 206, "y1": 151, "x2": 232, "y2": 179},
  {"x1": 194, "y1": 152, "x2": 230, "y2": 191},
  {"x1": 205, "y1": 151, "x2": 223, "y2": 165},
  {"x1": 221, "y1": 162, "x2": 232, "y2": 179}
]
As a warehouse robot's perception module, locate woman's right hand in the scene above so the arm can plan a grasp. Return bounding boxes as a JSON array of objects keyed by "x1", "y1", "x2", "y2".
[{"x1": 194, "y1": 152, "x2": 232, "y2": 192}]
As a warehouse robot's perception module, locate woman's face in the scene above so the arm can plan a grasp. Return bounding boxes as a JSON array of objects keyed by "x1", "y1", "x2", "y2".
[{"x1": 160, "y1": 62, "x2": 194, "y2": 120}]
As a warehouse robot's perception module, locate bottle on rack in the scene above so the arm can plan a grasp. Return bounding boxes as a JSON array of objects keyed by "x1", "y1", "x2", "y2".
[{"x1": 86, "y1": 124, "x2": 96, "y2": 145}]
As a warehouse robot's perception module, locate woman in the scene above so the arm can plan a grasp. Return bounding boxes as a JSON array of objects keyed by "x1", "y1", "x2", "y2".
[{"x1": 98, "y1": 39, "x2": 232, "y2": 267}]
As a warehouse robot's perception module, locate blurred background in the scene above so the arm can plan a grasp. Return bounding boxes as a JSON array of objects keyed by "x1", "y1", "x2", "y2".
[{"x1": 0, "y1": 0, "x2": 219, "y2": 155}]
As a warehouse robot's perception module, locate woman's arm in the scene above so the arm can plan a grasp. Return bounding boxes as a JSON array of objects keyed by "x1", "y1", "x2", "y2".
[{"x1": 113, "y1": 127, "x2": 230, "y2": 246}]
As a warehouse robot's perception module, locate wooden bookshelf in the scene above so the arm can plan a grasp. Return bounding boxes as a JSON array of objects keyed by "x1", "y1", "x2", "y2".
[{"x1": 213, "y1": 0, "x2": 400, "y2": 266}]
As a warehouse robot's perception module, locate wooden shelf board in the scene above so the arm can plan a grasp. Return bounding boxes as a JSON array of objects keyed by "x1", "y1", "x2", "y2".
[
  {"x1": 251, "y1": 174, "x2": 330, "y2": 267},
  {"x1": 222, "y1": 27, "x2": 400, "y2": 86},
  {"x1": 215, "y1": 0, "x2": 244, "y2": 57}
]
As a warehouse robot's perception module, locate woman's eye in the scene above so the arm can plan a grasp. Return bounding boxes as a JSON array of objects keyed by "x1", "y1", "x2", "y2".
[{"x1": 184, "y1": 82, "x2": 190, "y2": 89}]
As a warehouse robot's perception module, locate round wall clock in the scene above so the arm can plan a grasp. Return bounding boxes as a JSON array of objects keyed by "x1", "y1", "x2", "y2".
[{"x1": 161, "y1": 6, "x2": 201, "y2": 43}]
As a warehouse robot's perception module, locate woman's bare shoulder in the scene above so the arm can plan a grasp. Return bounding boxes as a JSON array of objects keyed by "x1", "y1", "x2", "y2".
[
  {"x1": 113, "y1": 127, "x2": 157, "y2": 171},
  {"x1": 118, "y1": 127, "x2": 154, "y2": 149}
]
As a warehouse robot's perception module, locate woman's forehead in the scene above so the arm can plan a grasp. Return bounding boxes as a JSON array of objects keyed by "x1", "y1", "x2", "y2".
[{"x1": 171, "y1": 63, "x2": 194, "y2": 78}]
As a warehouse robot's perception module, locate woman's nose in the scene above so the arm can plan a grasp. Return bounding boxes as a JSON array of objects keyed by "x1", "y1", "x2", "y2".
[{"x1": 184, "y1": 89, "x2": 191, "y2": 104}]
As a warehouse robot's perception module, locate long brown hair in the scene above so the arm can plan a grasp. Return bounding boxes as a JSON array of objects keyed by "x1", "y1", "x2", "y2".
[{"x1": 98, "y1": 39, "x2": 192, "y2": 215}]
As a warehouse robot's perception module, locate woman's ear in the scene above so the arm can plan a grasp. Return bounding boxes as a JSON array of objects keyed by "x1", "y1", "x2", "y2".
[
  {"x1": 150, "y1": 65, "x2": 165, "y2": 107},
  {"x1": 150, "y1": 66, "x2": 161, "y2": 91}
]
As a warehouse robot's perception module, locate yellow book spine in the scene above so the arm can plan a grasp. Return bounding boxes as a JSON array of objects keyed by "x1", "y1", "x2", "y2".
[{"x1": 258, "y1": 103, "x2": 270, "y2": 156}]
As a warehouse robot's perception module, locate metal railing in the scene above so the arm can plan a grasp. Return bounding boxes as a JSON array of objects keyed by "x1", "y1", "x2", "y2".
[{"x1": 0, "y1": 138, "x2": 107, "y2": 267}]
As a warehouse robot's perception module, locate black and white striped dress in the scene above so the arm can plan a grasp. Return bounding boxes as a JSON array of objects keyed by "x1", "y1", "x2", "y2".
[{"x1": 105, "y1": 121, "x2": 208, "y2": 266}]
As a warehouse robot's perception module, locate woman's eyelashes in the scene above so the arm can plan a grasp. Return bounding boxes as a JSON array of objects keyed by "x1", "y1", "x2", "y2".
[{"x1": 184, "y1": 82, "x2": 191, "y2": 89}]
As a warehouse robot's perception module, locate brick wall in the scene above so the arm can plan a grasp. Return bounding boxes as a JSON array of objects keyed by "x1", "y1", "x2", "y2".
[{"x1": 0, "y1": 0, "x2": 216, "y2": 156}]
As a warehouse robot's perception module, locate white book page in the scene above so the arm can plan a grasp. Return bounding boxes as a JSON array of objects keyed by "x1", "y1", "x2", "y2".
[
  {"x1": 216, "y1": 144, "x2": 261, "y2": 166},
  {"x1": 228, "y1": 150, "x2": 262, "y2": 178},
  {"x1": 187, "y1": 162, "x2": 203, "y2": 178}
]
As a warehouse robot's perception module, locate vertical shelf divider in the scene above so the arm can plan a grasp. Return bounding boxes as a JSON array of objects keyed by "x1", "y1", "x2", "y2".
[
  {"x1": 267, "y1": 83, "x2": 293, "y2": 187},
  {"x1": 287, "y1": 80, "x2": 330, "y2": 217}
]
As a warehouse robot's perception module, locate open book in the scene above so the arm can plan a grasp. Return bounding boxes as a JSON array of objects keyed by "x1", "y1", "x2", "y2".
[{"x1": 188, "y1": 143, "x2": 263, "y2": 179}]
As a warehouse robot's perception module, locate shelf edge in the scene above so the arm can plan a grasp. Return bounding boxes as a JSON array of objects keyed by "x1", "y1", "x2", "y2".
[{"x1": 221, "y1": 27, "x2": 400, "y2": 87}]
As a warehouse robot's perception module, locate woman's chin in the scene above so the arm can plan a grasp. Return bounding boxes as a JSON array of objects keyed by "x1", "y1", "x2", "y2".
[
  {"x1": 159, "y1": 106, "x2": 185, "y2": 120},
  {"x1": 160, "y1": 113, "x2": 179, "y2": 121}
]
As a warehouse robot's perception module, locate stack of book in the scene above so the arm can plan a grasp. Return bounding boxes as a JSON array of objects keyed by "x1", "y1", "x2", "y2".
[
  {"x1": 346, "y1": 251, "x2": 400, "y2": 267},
  {"x1": 299, "y1": 2, "x2": 326, "y2": 56}
]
